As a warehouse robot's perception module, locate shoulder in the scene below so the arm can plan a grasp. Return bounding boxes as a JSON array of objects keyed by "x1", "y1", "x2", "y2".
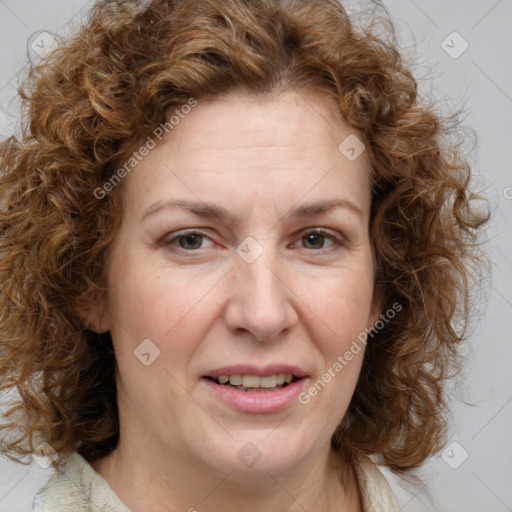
[
  {"x1": 32, "y1": 452, "x2": 130, "y2": 511},
  {"x1": 354, "y1": 457, "x2": 401, "y2": 512}
]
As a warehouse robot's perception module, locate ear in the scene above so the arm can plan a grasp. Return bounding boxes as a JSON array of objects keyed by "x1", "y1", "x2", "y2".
[{"x1": 74, "y1": 288, "x2": 111, "y2": 334}]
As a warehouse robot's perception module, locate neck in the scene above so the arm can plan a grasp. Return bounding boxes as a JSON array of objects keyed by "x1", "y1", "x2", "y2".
[{"x1": 89, "y1": 442, "x2": 363, "y2": 512}]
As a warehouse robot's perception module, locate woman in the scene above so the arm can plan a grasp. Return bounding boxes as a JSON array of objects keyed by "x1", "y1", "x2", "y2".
[{"x1": 0, "y1": 0, "x2": 489, "y2": 510}]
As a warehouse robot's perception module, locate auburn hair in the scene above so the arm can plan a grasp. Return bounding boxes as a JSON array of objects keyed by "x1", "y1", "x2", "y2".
[{"x1": 0, "y1": 0, "x2": 489, "y2": 473}]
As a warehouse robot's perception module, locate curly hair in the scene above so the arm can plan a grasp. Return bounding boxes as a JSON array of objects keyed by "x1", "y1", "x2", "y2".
[{"x1": 0, "y1": 0, "x2": 489, "y2": 473}]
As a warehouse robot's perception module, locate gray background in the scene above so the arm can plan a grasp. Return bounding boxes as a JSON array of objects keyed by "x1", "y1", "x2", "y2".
[{"x1": 0, "y1": 1, "x2": 511, "y2": 511}]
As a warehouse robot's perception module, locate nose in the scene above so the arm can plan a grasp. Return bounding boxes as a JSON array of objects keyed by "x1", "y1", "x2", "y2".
[{"x1": 223, "y1": 249, "x2": 298, "y2": 341}]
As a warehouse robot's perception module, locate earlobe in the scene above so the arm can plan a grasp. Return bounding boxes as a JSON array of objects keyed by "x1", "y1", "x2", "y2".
[{"x1": 74, "y1": 289, "x2": 110, "y2": 334}]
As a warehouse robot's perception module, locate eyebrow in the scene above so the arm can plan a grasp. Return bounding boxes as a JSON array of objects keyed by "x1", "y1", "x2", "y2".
[{"x1": 140, "y1": 198, "x2": 364, "y2": 223}]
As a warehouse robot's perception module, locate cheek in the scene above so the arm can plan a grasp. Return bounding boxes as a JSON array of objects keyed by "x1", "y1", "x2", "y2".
[
  {"x1": 105, "y1": 253, "x2": 218, "y2": 367},
  {"x1": 300, "y1": 274, "x2": 370, "y2": 416},
  {"x1": 299, "y1": 269, "x2": 373, "y2": 414},
  {"x1": 303, "y1": 268, "x2": 375, "y2": 345},
  {"x1": 105, "y1": 262, "x2": 211, "y2": 418}
]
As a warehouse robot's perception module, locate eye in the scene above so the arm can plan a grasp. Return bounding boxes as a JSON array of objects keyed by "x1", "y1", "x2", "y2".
[
  {"x1": 295, "y1": 228, "x2": 343, "y2": 251},
  {"x1": 160, "y1": 230, "x2": 215, "y2": 252}
]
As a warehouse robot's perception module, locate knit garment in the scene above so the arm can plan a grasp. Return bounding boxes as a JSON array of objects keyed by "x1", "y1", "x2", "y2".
[{"x1": 33, "y1": 452, "x2": 400, "y2": 511}]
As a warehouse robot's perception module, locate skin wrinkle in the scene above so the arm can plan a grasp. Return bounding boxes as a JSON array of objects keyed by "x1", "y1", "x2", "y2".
[
  {"x1": 86, "y1": 89, "x2": 373, "y2": 511},
  {"x1": 0, "y1": 1, "x2": 489, "y2": 509}
]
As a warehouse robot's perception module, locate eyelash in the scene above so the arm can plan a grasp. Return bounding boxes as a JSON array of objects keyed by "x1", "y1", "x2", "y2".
[{"x1": 160, "y1": 228, "x2": 345, "y2": 256}]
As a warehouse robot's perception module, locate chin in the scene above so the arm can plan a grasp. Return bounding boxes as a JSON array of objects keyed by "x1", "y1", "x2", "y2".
[{"x1": 194, "y1": 430, "x2": 314, "y2": 479}]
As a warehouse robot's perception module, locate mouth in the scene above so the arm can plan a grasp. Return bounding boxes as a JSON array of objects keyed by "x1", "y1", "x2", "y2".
[{"x1": 203, "y1": 373, "x2": 302, "y2": 392}]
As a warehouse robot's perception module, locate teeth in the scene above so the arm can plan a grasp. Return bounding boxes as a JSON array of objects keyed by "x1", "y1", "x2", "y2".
[
  {"x1": 242, "y1": 375, "x2": 261, "y2": 387},
  {"x1": 229, "y1": 375, "x2": 242, "y2": 386},
  {"x1": 214, "y1": 374, "x2": 295, "y2": 388},
  {"x1": 260, "y1": 375, "x2": 277, "y2": 388}
]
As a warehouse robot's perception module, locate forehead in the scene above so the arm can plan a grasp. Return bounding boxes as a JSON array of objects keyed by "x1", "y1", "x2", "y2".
[
  {"x1": 120, "y1": 88, "x2": 371, "y2": 221},
  {"x1": 167, "y1": 88, "x2": 359, "y2": 157}
]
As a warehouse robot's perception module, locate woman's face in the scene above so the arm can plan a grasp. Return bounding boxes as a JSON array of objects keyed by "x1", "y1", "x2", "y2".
[{"x1": 98, "y1": 88, "x2": 379, "y2": 477}]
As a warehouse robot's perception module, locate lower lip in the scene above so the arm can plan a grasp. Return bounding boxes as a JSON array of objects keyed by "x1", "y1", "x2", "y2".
[{"x1": 201, "y1": 377, "x2": 307, "y2": 413}]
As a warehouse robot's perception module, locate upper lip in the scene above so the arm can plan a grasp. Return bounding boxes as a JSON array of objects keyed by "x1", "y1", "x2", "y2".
[{"x1": 203, "y1": 364, "x2": 308, "y2": 379}]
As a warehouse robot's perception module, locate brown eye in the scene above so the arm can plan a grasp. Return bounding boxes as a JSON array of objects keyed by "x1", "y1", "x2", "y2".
[
  {"x1": 302, "y1": 232, "x2": 327, "y2": 249},
  {"x1": 298, "y1": 229, "x2": 339, "y2": 251},
  {"x1": 161, "y1": 230, "x2": 215, "y2": 252},
  {"x1": 178, "y1": 233, "x2": 204, "y2": 250}
]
